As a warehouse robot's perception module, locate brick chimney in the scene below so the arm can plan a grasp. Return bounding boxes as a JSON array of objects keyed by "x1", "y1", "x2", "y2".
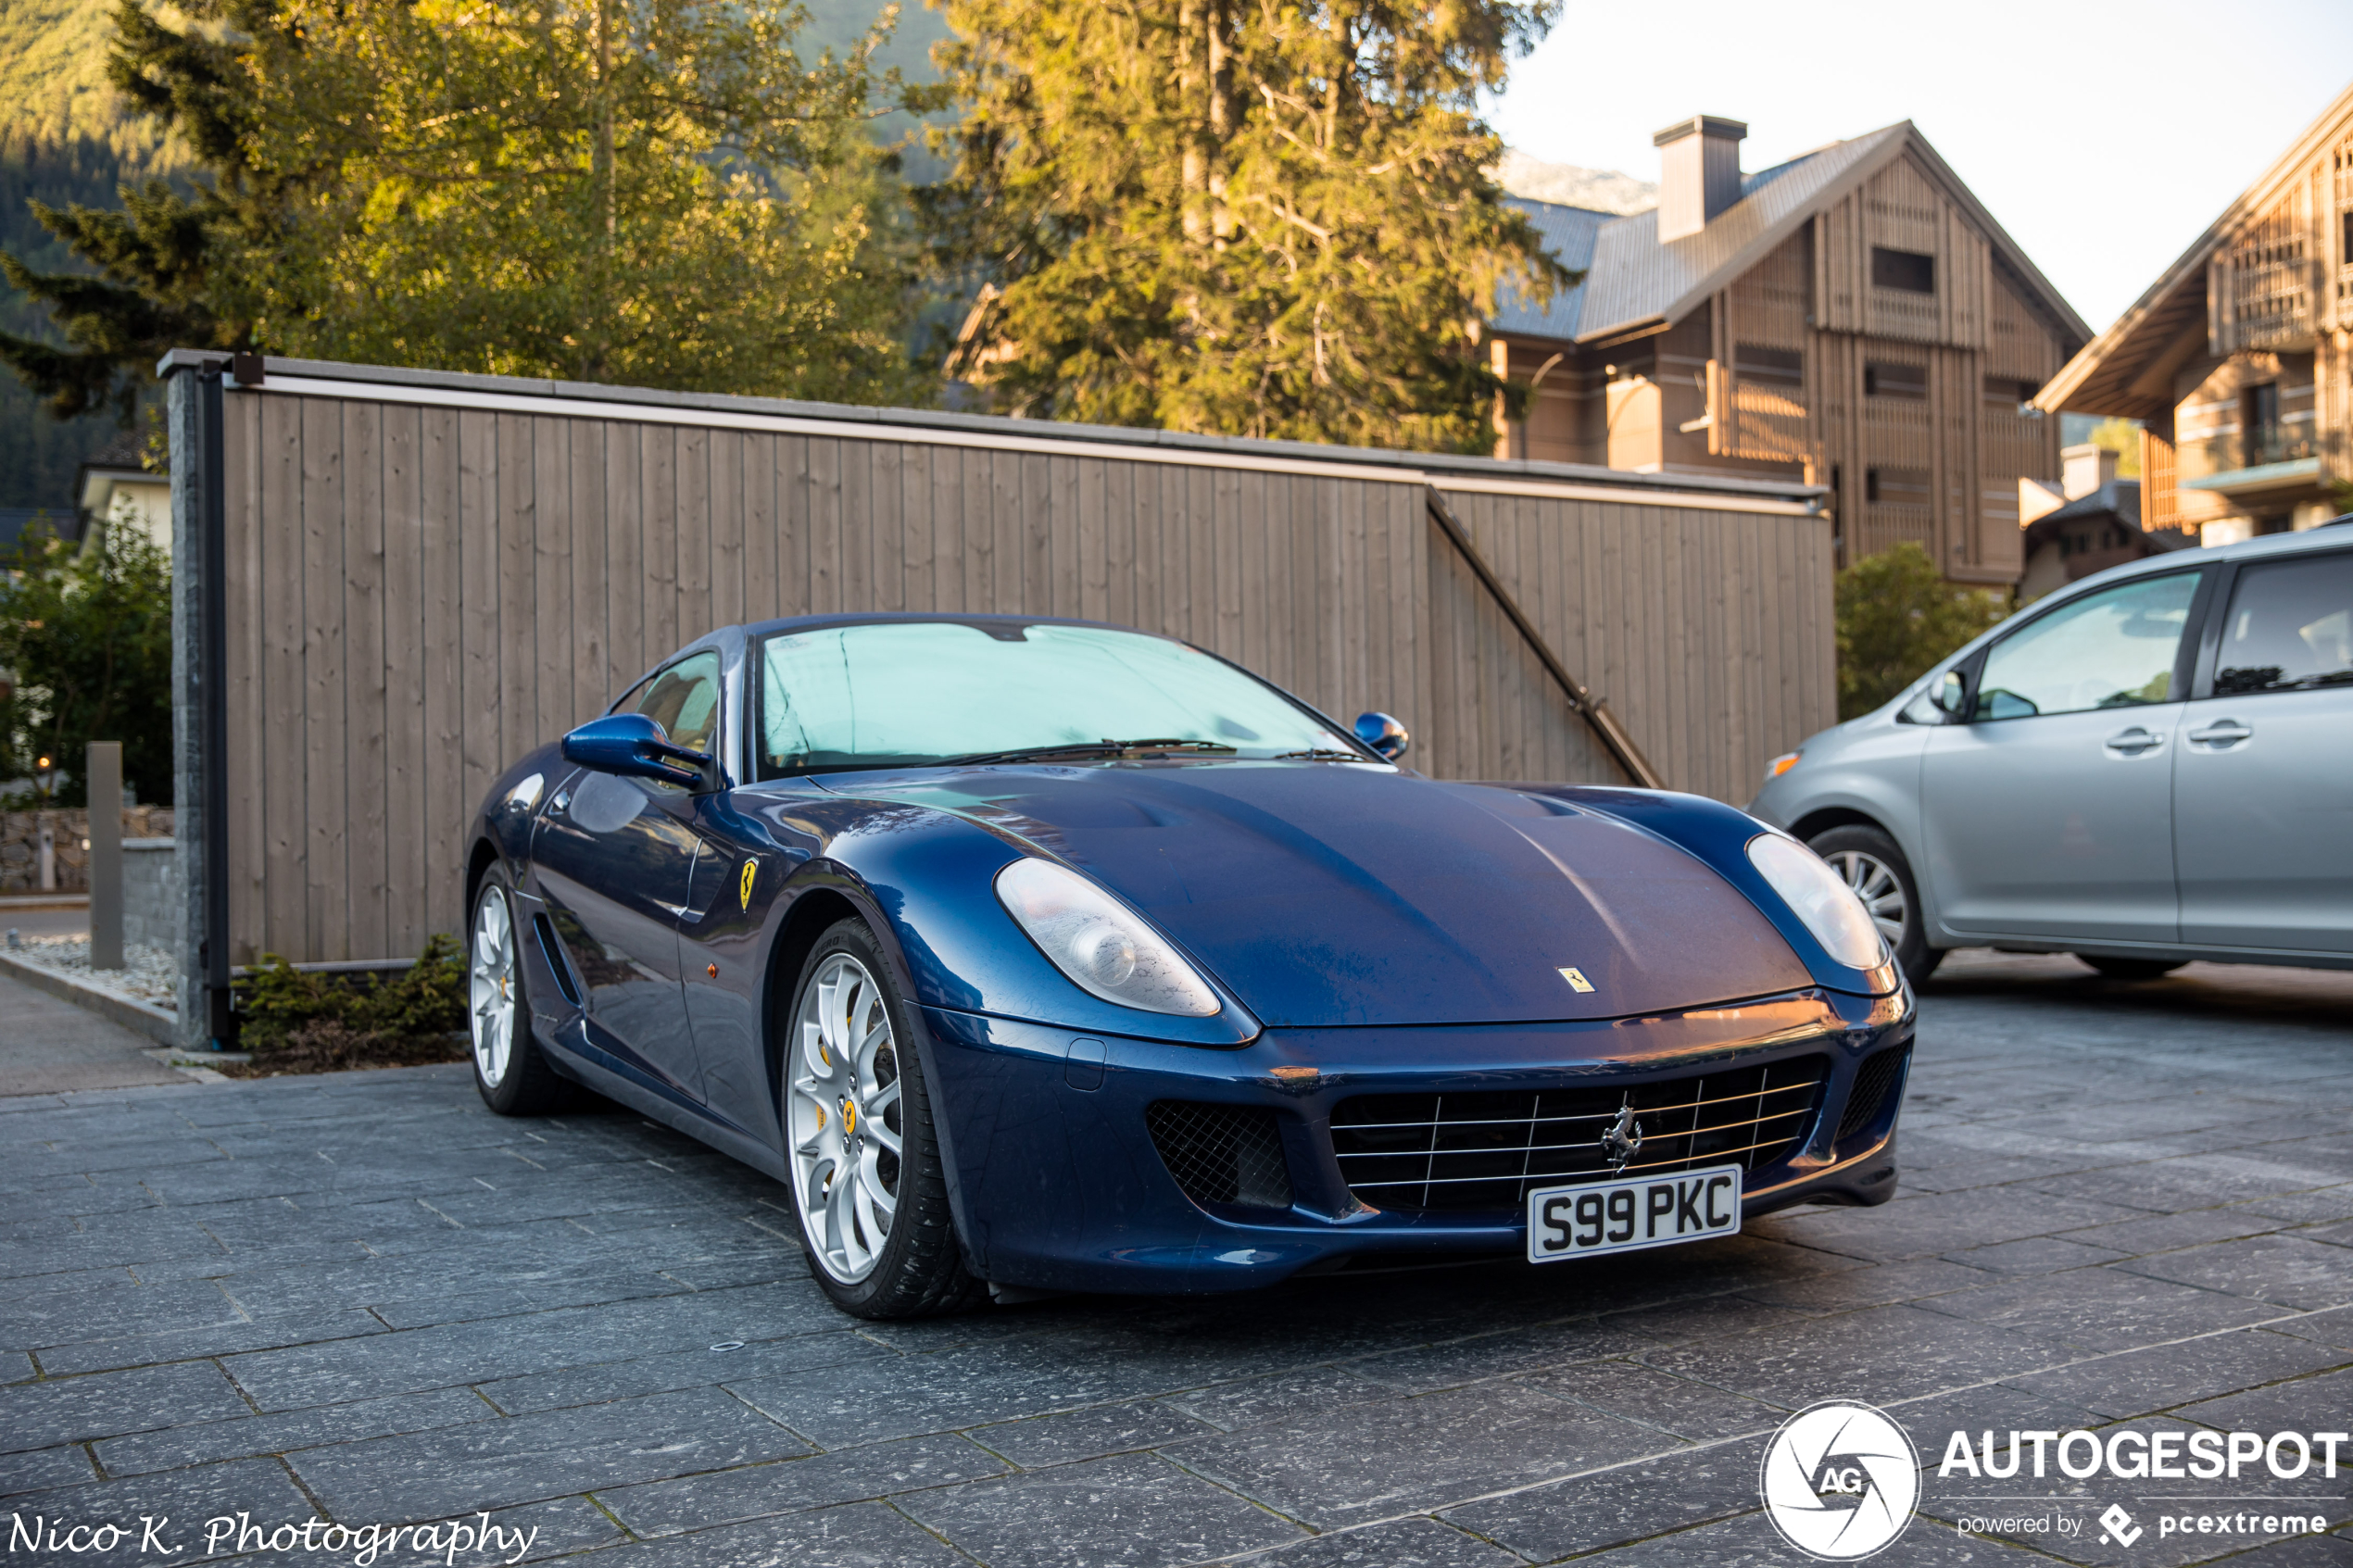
[{"x1": 1653, "y1": 116, "x2": 1746, "y2": 242}]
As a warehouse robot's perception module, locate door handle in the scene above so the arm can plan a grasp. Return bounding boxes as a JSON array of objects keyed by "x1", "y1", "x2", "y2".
[
  {"x1": 2103, "y1": 726, "x2": 2165, "y2": 756},
  {"x1": 2186, "y1": 720, "x2": 2252, "y2": 749}
]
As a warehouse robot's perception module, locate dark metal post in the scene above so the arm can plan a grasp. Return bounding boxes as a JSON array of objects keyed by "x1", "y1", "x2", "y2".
[
  {"x1": 169, "y1": 357, "x2": 234, "y2": 1047},
  {"x1": 87, "y1": 742, "x2": 123, "y2": 969}
]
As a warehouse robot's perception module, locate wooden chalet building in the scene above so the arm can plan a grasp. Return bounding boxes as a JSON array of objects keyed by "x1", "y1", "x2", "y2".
[
  {"x1": 1491, "y1": 116, "x2": 2089, "y2": 584},
  {"x1": 2035, "y1": 82, "x2": 2353, "y2": 544}
]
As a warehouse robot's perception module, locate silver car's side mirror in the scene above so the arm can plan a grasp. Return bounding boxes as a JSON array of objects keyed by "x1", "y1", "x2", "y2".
[
  {"x1": 1932, "y1": 671, "x2": 1968, "y2": 721},
  {"x1": 1354, "y1": 711, "x2": 1410, "y2": 761}
]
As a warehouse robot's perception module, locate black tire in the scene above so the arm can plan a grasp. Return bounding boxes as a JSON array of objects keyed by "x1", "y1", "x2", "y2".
[
  {"x1": 1806, "y1": 824, "x2": 1944, "y2": 983},
  {"x1": 468, "y1": 869, "x2": 573, "y2": 1115},
  {"x1": 780, "y1": 918, "x2": 985, "y2": 1320},
  {"x1": 2076, "y1": 955, "x2": 2187, "y2": 982}
]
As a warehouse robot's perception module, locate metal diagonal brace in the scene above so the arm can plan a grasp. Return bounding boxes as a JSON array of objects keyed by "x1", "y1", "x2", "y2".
[{"x1": 1422, "y1": 485, "x2": 1665, "y2": 790}]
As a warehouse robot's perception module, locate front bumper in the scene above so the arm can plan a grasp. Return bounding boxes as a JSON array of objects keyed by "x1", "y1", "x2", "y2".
[{"x1": 922, "y1": 986, "x2": 1913, "y2": 1295}]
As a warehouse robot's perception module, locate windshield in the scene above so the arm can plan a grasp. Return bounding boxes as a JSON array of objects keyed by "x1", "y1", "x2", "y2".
[{"x1": 754, "y1": 621, "x2": 1354, "y2": 777}]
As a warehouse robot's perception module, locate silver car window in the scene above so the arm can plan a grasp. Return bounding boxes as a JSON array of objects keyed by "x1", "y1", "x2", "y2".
[
  {"x1": 2214, "y1": 552, "x2": 2353, "y2": 696},
  {"x1": 1973, "y1": 572, "x2": 2197, "y2": 721}
]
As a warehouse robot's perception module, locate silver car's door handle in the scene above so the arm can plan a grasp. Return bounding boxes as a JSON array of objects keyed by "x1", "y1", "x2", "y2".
[
  {"x1": 2103, "y1": 726, "x2": 2165, "y2": 756},
  {"x1": 2186, "y1": 720, "x2": 2252, "y2": 749}
]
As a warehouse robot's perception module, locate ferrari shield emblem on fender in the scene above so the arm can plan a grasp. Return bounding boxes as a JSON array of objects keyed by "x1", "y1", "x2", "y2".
[
  {"x1": 738, "y1": 859, "x2": 758, "y2": 911},
  {"x1": 1557, "y1": 966, "x2": 1594, "y2": 993}
]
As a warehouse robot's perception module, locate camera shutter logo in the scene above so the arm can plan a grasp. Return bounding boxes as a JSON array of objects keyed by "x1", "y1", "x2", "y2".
[{"x1": 1758, "y1": 1399, "x2": 1919, "y2": 1560}]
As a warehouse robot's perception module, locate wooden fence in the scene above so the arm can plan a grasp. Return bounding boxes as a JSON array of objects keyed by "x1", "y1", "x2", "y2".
[{"x1": 166, "y1": 354, "x2": 1831, "y2": 1043}]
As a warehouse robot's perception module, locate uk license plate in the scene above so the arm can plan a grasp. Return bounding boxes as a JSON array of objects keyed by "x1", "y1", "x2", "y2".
[{"x1": 1526, "y1": 1163, "x2": 1743, "y2": 1264}]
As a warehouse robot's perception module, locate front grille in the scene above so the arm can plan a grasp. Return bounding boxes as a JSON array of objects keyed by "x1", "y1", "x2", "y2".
[
  {"x1": 1330, "y1": 1056, "x2": 1830, "y2": 1212},
  {"x1": 1837, "y1": 1045, "x2": 1911, "y2": 1140},
  {"x1": 1146, "y1": 1101, "x2": 1295, "y2": 1210}
]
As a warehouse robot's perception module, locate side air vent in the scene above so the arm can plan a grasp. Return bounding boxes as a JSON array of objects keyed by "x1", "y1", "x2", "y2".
[
  {"x1": 1145, "y1": 1102, "x2": 1293, "y2": 1210},
  {"x1": 1838, "y1": 1045, "x2": 1911, "y2": 1140},
  {"x1": 533, "y1": 913, "x2": 584, "y2": 1007}
]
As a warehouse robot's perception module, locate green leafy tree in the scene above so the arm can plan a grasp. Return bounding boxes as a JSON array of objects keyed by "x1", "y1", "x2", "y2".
[
  {"x1": 1, "y1": 0, "x2": 940, "y2": 416},
  {"x1": 1835, "y1": 542, "x2": 2010, "y2": 721},
  {"x1": 0, "y1": 506, "x2": 175, "y2": 805},
  {"x1": 2085, "y1": 415, "x2": 2142, "y2": 479},
  {"x1": 930, "y1": 0, "x2": 1568, "y2": 449}
]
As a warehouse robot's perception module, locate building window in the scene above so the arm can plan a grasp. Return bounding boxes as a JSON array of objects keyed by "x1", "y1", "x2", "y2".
[
  {"x1": 2244, "y1": 382, "x2": 2281, "y2": 465},
  {"x1": 1734, "y1": 345, "x2": 1803, "y2": 385},
  {"x1": 1983, "y1": 375, "x2": 2037, "y2": 404},
  {"x1": 1870, "y1": 246, "x2": 1936, "y2": 294},
  {"x1": 1865, "y1": 467, "x2": 1930, "y2": 507},
  {"x1": 1864, "y1": 361, "x2": 1928, "y2": 400}
]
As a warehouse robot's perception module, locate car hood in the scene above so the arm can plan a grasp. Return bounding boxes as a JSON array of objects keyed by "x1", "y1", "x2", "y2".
[{"x1": 828, "y1": 762, "x2": 1808, "y2": 1027}]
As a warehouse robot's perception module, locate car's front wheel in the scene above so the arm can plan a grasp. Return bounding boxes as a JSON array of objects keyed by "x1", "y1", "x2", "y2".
[
  {"x1": 782, "y1": 918, "x2": 983, "y2": 1319},
  {"x1": 1807, "y1": 824, "x2": 1942, "y2": 983},
  {"x1": 469, "y1": 869, "x2": 572, "y2": 1114}
]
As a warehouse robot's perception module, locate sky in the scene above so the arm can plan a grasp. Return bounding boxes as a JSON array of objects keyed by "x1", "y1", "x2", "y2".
[{"x1": 1487, "y1": 0, "x2": 2353, "y2": 337}]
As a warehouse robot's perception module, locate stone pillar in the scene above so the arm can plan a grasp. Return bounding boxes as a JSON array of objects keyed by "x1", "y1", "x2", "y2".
[{"x1": 88, "y1": 742, "x2": 124, "y2": 968}]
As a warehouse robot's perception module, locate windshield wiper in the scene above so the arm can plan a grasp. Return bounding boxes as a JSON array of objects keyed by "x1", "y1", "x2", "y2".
[
  {"x1": 943, "y1": 738, "x2": 1240, "y2": 767},
  {"x1": 1273, "y1": 747, "x2": 1377, "y2": 762}
]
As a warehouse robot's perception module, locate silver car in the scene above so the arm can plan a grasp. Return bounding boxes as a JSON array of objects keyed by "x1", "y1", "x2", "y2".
[{"x1": 1751, "y1": 521, "x2": 2353, "y2": 981}]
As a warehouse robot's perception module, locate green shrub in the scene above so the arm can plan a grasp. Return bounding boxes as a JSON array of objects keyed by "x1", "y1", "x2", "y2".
[
  {"x1": 237, "y1": 933, "x2": 466, "y2": 1050},
  {"x1": 1834, "y1": 543, "x2": 2011, "y2": 721}
]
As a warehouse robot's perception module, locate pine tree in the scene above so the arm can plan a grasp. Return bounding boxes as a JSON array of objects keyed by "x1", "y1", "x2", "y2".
[
  {"x1": 930, "y1": 0, "x2": 1569, "y2": 450},
  {"x1": 0, "y1": 0, "x2": 285, "y2": 424}
]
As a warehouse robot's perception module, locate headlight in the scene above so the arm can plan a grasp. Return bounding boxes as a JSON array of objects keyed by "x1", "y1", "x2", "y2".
[
  {"x1": 1746, "y1": 834, "x2": 1885, "y2": 970},
  {"x1": 994, "y1": 859, "x2": 1222, "y2": 1016}
]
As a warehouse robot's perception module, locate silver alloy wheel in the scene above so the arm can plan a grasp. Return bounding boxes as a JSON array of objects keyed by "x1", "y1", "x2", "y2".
[
  {"x1": 786, "y1": 953, "x2": 904, "y2": 1285},
  {"x1": 1823, "y1": 849, "x2": 1907, "y2": 949},
  {"x1": 470, "y1": 887, "x2": 517, "y2": 1088}
]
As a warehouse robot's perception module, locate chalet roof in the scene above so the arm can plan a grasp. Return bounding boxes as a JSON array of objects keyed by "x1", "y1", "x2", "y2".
[
  {"x1": 1495, "y1": 121, "x2": 2086, "y2": 350},
  {"x1": 2037, "y1": 81, "x2": 2353, "y2": 419}
]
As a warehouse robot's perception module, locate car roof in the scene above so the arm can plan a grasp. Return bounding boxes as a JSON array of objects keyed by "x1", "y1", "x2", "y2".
[{"x1": 2029, "y1": 512, "x2": 2352, "y2": 609}]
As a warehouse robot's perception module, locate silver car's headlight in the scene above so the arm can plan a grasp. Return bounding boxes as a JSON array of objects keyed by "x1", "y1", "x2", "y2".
[
  {"x1": 1746, "y1": 834, "x2": 1886, "y2": 970},
  {"x1": 994, "y1": 858, "x2": 1222, "y2": 1016}
]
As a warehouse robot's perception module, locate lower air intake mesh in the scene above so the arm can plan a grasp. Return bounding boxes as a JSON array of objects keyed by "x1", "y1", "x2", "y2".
[
  {"x1": 1837, "y1": 1044, "x2": 1911, "y2": 1140},
  {"x1": 1145, "y1": 1101, "x2": 1294, "y2": 1210}
]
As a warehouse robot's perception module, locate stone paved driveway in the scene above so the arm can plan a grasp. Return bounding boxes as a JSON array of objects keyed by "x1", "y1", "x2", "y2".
[{"x1": 4, "y1": 953, "x2": 2350, "y2": 1567}]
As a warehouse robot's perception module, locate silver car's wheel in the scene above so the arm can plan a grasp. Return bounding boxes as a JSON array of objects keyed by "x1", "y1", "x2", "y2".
[
  {"x1": 1822, "y1": 848, "x2": 1907, "y2": 951},
  {"x1": 786, "y1": 953, "x2": 904, "y2": 1286},
  {"x1": 470, "y1": 885, "x2": 518, "y2": 1088}
]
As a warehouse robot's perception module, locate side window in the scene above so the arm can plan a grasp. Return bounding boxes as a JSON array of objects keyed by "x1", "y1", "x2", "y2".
[
  {"x1": 1974, "y1": 572, "x2": 2198, "y2": 721},
  {"x1": 632, "y1": 652, "x2": 723, "y2": 753},
  {"x1": 2214, "y1": 552, "x2": 2353, "y2": 696}
]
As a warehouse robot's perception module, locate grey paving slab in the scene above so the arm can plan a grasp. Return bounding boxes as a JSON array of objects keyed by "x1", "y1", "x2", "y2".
[
  {"x1": 1916, "y1": 1265, "x2": 2285, "y2": 1351},
  {"x1": 1732, "y1": 1256, "x2": 1989, "y2": 1315},
  {"x1": 0, "y1": 1361, "x2": 251, "y2": 1453},
  {"x1": 1635, "y1": 1304, "x2": 2073, "y2": 1407},
  {"x1": 1941, "y1": 1236, "x2": 2133, "y2": 1274},
  {"x1": 478, "y1": 1330, "x2": 886, "y2": 1415},
  {"x1": 92, "y1": 1386, "x2": 499, "y2": 1475},
  {"x1": 2171, "y1": 1361, "x2": 2353, "y2": 1432},
  {"x1": 1218, "y1": 1517, "x2": 1522, "y2": 1568},
  {"x1": 1154, "y1": 1365, "x2": 1392, "y2": 1433},
  {"x1": 2007, "y1": 1327, "x2": 2352, "y2": 1420},
  {"x1": 596, "y1": 1434, "x2": 1010, "y2": 1537},
  {"x1": 896, "y1": 1450, "x2": 1307, "y2": 1568},
  {"x1": 1174, "y1": 1381, "x2": 1676, "y2": 1531},
  {"x1": 286, "y1": 1386, "x2": 812, "y2": 1522},
  {"x1": 2119, "y1": 1235, "x2": 2353, "y2": 1311},
  {"x1": 32, "y1": 1307, "x2": 393, "y2": 1377},
  {"x1": 586, "y1": 1499, "x2": 976, "y2": 1568},
  {"x1": 0, "y1": 1456, "x2": 319, "y2": 1543},
  {"x1": 1756, "y1": 1188, "x2": 2154, "y2": 1262},
  {"x1": 969, "y1": 1399, "x2": 1219, "y2": 1468},
  {"x1": 1438, "y1": 1437, "x2": 1770, "y2": 1563},
  {"x1": 0, "y1": 1442, "x2": 99, "y2": 1498},
  {"x1": 1520, "y1": 1359, "x2": 1787, "y2": 1442}
]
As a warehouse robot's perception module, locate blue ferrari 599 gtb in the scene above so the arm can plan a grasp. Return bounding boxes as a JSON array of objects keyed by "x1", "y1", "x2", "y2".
[{"x1": 465, "y1": 614, "x2": 1914, "y2": 1319}]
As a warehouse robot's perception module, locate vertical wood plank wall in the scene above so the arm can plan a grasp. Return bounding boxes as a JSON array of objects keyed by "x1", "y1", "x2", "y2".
[{"x1": 219, "y1": 390, "x2": 1833, "y2": 965}]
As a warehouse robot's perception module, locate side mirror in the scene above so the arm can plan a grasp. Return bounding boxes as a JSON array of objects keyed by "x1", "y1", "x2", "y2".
[
  {"x1": 1353, "y1": 711, "x2": 1410, "y2": 762},
  {"x1": 561, "y1": 713, "x2": 712, "y2": 788},
  {"x1": 1932, "y1": 671, "x2": 1968, "y2": 721}
]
